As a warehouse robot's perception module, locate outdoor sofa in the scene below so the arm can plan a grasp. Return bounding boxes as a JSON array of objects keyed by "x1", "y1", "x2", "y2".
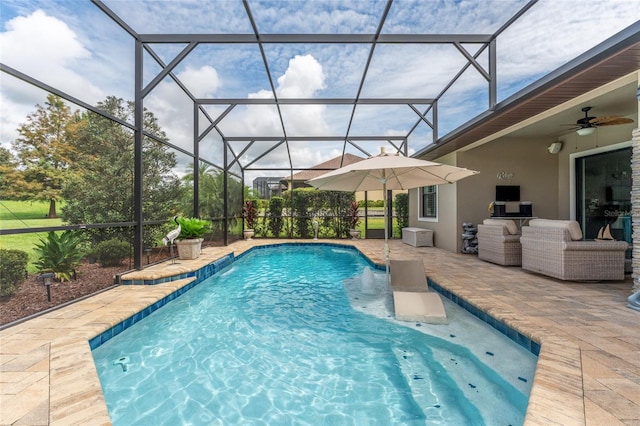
[{"x1": 520, "y1": 218, "x2": 628, "y2": 281}]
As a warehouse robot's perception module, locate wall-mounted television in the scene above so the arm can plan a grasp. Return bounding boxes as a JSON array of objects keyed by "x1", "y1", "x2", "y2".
[{"x1": 495, "y1": 185, "x2": 520, "y2": 202}]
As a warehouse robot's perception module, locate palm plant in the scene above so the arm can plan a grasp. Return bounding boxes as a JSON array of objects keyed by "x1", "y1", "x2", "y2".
[{"x1": 33, "y1": 231, "x2": 85, "y2": 282}]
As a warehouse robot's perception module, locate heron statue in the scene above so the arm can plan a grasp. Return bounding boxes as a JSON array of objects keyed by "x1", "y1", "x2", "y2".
[{"x1": 162, "y1": 216, "x2": 181, "y2": 263}]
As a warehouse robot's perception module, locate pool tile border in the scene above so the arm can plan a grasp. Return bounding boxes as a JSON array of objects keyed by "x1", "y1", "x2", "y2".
[
  {"x1": 90, "y1": 242, "x2": 538, "y2": 358},
  {"x1": 428, "y1": 279, "x2": 540, "y2": 356},
  {"x1": 90, "y1": 254, "x2": 234, "y2": 349},
  {"x1": 119, "y1": 255, "x2": 235, "y2": 286}
]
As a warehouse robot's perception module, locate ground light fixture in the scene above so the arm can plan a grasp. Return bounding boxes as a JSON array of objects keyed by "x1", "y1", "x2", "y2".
[{"x1": 38, "y1": 272, "x2": 55, "y2": 302}]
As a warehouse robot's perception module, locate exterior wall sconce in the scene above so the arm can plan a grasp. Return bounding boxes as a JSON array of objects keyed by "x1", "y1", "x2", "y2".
[{"x1": 548, "y1": 142, "x2": 563, "y2": 154}]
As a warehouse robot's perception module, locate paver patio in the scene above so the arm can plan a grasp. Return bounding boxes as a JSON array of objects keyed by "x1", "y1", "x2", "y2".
[{"x1": 1, "y1": 239, "x2": 639, "y2": 425}]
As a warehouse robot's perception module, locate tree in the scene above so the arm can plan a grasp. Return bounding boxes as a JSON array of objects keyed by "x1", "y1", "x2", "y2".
[
  {"x1": 62, "y1": 96, "x2": 182, "y2": 246},
  {"x1": 0, "y1": 147, "x2": 21, "y2": 200},
  {"x1": 180, "y1": 163, "x2": 244, "y2": 236},
  {"x1": 181, "y1": 162, "x2": 222, "y2": 218},
  {"x1": 11, "y1": 95, "x2": 78, "y2": 217}
]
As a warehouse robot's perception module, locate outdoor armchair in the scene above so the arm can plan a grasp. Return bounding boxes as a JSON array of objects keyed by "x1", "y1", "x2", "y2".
[{"x1": 477, "y1": 219, "x2": 522, "y2": 266}]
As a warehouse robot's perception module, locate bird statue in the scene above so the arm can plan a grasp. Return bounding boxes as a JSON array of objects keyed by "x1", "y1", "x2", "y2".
[{"x1": 162, "y1": 216, "x2": 181, "y2": 262}]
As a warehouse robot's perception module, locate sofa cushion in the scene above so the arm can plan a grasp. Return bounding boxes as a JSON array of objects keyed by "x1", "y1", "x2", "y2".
[
  {"x1": 529, "y1": 219, "x2": 583, "y2": 240},
  {"x1": 482, "y1": 219, "x2": 518, "y2": 235}
]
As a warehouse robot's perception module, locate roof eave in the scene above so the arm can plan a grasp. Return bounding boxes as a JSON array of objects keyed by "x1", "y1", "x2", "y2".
[{"x1": 415, "y1": 21, "x2": 640, "y2": 161}]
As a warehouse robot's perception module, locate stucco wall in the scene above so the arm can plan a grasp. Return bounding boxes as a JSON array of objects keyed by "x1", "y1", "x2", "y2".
[
  {"x1": 407, "y1": 152, "x2": 465, "y2": 253},
  {"x1": 408, "y1": 138, "x2": 558, "y2": 252},
  {"x1": 409, "y1": 123, "x2": 636, "y2": 253},
  {"x1": 457, "y1": 137, "x2": 559, "y2": 225}
]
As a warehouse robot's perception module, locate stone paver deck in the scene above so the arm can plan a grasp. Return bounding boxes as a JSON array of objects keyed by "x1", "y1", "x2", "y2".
[{"x1": 1, "y1": 239, "x2": 639, "y2": 425}]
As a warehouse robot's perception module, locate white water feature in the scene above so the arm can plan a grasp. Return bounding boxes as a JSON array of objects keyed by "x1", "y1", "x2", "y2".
[
  {"x1": 343, "y1": 266, "x2": 394, "y2": 317},
  {"x1": 361, "y1": 267, "x2": 377, "y2": 295}
]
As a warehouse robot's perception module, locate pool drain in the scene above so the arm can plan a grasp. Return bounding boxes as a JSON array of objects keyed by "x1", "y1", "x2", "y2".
[{"x1": 113, "y1": 356, "x2": 130, "y2": 372}]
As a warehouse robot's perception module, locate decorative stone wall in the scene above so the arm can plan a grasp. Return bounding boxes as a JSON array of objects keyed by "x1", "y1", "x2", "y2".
[
  {"x1": 461, "y1": 222, "x2": 478, "y2": 254},
  {"x1": 631, "y1": 127, "x2": 640, "y2": 292}
]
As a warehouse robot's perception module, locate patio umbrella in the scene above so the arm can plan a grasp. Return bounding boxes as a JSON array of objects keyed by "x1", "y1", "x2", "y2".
[{"x1": 307, "y1": 148, "x2": 479, "y2": 283}]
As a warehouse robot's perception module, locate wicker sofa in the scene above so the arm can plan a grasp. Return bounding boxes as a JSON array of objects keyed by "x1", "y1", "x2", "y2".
[
  {"x1": 477, "y1": 219, "x2": 522, "y2": 266},
  {"x1": 520, "y1": 219, "x2": 629, "y2": 281}
]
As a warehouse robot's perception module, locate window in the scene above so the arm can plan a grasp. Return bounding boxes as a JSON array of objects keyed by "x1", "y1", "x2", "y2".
[{"x1": 420, "y1": 185, "x2": 437, "y2": 219}]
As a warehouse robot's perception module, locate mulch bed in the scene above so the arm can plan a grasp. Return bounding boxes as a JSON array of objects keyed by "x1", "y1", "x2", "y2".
[
  {"x1": 0, "y1": 261, "x2": 124, "y2": 327},
  {"x1": 0, "y1": 241, "x2": 226, "y2": 327}
]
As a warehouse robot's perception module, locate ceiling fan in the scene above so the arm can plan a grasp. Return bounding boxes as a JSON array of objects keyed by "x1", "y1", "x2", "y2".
[{"x1": 571, "y1": 106, "x2": 634, "y2": 136}]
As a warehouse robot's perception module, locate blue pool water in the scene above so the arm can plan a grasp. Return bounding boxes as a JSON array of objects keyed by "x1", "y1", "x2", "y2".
[{"x1": 93, "y1": 245, "x2": 534, "y2": 425}]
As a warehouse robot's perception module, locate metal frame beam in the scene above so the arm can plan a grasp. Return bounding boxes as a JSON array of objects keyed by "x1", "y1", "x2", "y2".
[
  {"x1": 136, "y1": 33, "x2": 494, "y2": 44},
  {"x1": 2, "y1": 0, "x2": 546, "y2": 262},
  {"x1": 196, "y1": 98, "x2": 436, "y2": 105}
]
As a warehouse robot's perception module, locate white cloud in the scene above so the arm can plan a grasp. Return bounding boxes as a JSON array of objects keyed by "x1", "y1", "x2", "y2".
[
  {"x1": 145, "y1": 65, "x2": 222, "y2": 152},
  {"x1": 276, "y1": 54, "x2": 326, "y2": 98},
  {"x1": 0, "y1": 10, "x2": 104, "y2": 106},
  {"x1": 0, "y1": 79, "x2": 48, "y2": 145},
  {"x1": 221, "y1": 54, "x2": 332, "y2": 144},
  {"x1": 0, "y1": 10, "x2": 105, "y2": 144},
  {"x1": 248, "y1": 89, "x2": 274, "y2": 100},
  {"x1": 497, "y1": 0, "x2": 639, "y2": 90},
  {"x1": 179, "y1": 65, "x2": 221, "y2": 98},
  {"x1": 1, "y1": 9, "x2": 89, "y2": 67},
  {"x1": 275, "y1": 55, "x2": 331, "y2": 137}
]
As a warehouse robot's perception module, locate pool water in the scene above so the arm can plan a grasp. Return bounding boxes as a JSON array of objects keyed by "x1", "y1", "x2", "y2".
[{"x1": 93, "y1": 245, "x2": 534, "y2": 425}]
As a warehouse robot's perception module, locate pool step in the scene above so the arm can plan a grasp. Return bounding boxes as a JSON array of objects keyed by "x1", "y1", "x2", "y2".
[
  {"x1": 429, "y1": 346, "x2": 527, "y2": 425},
  {"x1": 391, "y1": 346, "x2": 473, "y2": 424}
]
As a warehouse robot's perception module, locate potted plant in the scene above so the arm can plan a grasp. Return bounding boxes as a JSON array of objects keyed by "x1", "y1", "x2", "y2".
[
  {"x1": 243, "y1": 200, "x2": 257, "y2": 240},
  {"x1": 348, "y1": 201, "x2": 361, "y2": 240},
  {"x1": 174, "y1": 217, "x2": 210, "y2": 259}
]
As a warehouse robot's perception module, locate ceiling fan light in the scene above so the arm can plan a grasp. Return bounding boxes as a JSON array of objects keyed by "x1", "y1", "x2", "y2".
[{"x1": 576, "y1": 127, "x2": 595, "y2": 136}]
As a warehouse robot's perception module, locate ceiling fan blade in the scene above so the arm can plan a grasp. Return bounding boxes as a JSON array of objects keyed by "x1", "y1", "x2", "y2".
[{"x1": 589, "y1": 116, "x2": 634, "y2": 126}]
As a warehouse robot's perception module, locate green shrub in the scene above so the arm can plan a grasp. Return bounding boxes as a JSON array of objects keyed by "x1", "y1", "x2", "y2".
[
  {"x1": 395, "y1": 193, "x2": 409, "y2": 232},
  {"x1": 0, "y1": 249, "x2": 28, "y2": 298},
  {"x1": 33, "y1": 231, "x2": 85, "y2": 282},
  {"x1": 144, "y1": 224, "x2": 165, "y2": 249},
  {"x1": 267, "y1": 196, "x2": 284, "y2": 237},
  {"x1": 94, "y1": 239, "x2": 130, "y2": 267},
  {"x1": 177, "y1": 217, "x2": 210, "y2": 239},
  {"x1": 291, "y1": 189, "x2": 313, "y2": 238}
]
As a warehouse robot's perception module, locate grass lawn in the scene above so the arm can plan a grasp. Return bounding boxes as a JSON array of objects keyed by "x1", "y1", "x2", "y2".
[
  {"x1": 1, "y1": 200, "x2": 65, "y2": 272},
  {"x1": 358, "y1": 217, "x2": 402, "y2": 238},
  {"x1": 0, "y1": 199, "x2": 65, "y2": 221},
  {"x1": 0, "y1": 200, "x2": 403, "y2": 270}
]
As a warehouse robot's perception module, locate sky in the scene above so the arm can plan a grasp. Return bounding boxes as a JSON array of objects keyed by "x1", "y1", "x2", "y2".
[{"x1": 1, "y1": 0, "x2": 638, "y2": 184}]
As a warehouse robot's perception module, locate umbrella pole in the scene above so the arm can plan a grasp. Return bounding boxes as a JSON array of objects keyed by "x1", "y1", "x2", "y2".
[{"x1": 383, "y1": 179, "x2": 390, "y2": 287}]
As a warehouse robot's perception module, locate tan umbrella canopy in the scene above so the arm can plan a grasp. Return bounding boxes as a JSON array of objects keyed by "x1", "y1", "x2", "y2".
[{"x1": 307, "y1": 149, "x2": 479, "y2": 283}]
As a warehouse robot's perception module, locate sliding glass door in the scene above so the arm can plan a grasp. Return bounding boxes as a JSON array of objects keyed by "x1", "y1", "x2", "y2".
[{"x1": 575, "y1": 146, "x2": 631, "y2": 242}]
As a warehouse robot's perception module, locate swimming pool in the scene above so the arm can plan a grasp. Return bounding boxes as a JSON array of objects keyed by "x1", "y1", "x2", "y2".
[{"x1": 92, "y1": 245, "x2": 535, "y2": 425}]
